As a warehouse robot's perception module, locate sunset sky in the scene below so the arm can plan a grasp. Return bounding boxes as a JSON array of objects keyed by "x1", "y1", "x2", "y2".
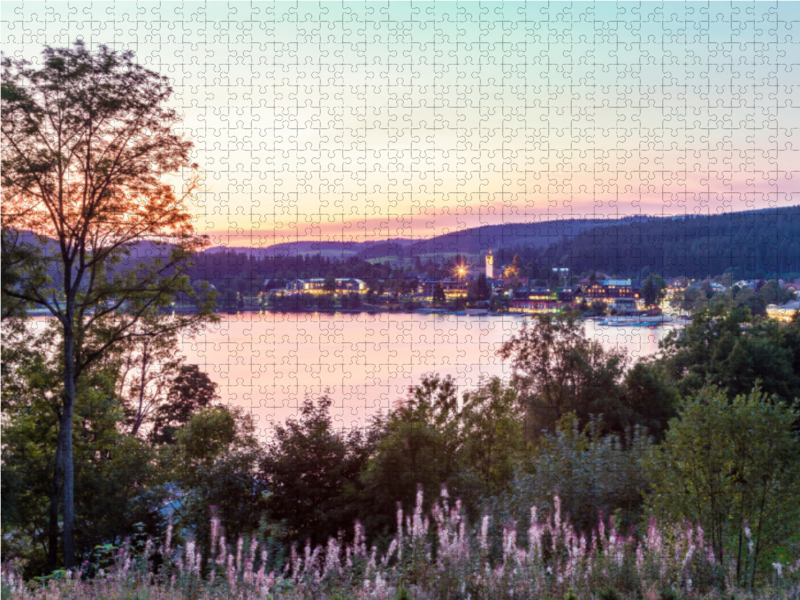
[{"x1": 3, "y1": 2, "x2": 799, "y2": 247}]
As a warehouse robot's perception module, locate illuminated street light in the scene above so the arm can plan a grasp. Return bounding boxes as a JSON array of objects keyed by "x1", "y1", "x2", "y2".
[{"x1": 454, "y1": 263, "x2": 467, "y2": 284}]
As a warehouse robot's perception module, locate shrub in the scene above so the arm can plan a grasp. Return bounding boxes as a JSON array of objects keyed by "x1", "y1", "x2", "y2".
[{"x1": 644, "y1": 385, "x2": 800, "y2": 587}]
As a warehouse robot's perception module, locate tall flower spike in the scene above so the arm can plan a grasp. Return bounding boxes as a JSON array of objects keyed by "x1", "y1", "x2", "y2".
[{"x1": 480, "y1": 515, "x2": 491, "y2": 553}]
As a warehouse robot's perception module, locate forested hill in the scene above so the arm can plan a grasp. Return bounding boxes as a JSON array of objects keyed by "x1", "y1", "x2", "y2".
[
  {"x1": 353, "y1": 218, "x2": 628, "y2": 260},
  {"x1": 536, "y1": 206, "x2": 800, "y2": 279},
  {"x1": 8, "y1": 206, "x2": 800, "y2": 282},
  {"x1": 349, "y1": 207, "x2": 800, "y2": 279}
]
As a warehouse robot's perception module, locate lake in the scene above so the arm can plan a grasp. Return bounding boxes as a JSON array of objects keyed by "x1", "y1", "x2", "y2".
[{"x1": 169, "y1": 312, "x2": 672, "y2": 435}]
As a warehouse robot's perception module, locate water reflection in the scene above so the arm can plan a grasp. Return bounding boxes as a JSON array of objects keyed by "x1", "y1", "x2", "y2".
[{"x1": 175, "y1": 313, "x2": 670, "y2": 434}]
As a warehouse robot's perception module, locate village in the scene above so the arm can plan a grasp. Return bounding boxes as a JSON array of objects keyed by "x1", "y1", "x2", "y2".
[{"x1": 259, "y1": 249, "x2": 800, "y2": 322}]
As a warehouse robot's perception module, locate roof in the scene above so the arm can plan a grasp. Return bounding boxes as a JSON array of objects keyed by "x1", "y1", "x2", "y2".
[{"x1": 600, "y1": 279, "x2": 632, "y2": 286}]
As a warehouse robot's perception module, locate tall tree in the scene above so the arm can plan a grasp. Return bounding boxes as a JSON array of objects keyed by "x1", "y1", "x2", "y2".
[
  {"x1": 640, "y1": 272, "x2": 666, "y2": 306},
  {"x1": 260, "y1": 396, "x2": 374, "y2": 546},
  {"x1": 432, "y1": 282, "x2": 446, "y2": 305},
  {"x1": 1, "y1": 42, "x2": 214, "y2": 568},
  {"x1": 498, "y1": 313, "x2": 627, "y2": 439},
  {"x1": 149, "y1": 364, "x2": 220, "y2": 445}
]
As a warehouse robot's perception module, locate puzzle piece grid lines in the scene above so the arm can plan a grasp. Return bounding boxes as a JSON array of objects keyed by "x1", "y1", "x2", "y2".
[{"x1": 3, "y1": 1, "x2": 799, "y2": 436}]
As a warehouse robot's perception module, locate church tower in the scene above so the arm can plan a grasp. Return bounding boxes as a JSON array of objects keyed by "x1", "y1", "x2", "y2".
[{"x1": 485, "y1": 247, "x2": 494, "y2": 280}]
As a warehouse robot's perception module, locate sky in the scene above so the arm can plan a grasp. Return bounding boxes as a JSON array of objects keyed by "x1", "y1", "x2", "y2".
[{"x1": 3, "y1": 1, "x2": 800, "y2": 247}]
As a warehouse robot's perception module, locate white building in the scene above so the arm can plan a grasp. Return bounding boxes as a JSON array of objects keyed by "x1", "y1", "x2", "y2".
[
  {"x1": 485, "y1": 248, "x2": 494, "y2": 280},
  {"x1": 766, "y1": 300, "x2": 799, "y2": 322},
  {"x1": 284, "y1": 278, "x2": 367, "y2": 294}
]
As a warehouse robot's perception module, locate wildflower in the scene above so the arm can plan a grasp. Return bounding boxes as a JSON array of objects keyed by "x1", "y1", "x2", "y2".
[
  {"x1": 553, "y1": 494, "x2": 562, "y2": 534},
  {"x1": 210, "y1": 506, "x2": 220, "y2": 548},
  {"x1": 354, "y1": 519, "x2": 366, "y2": 558},
  {"x1": 256, "y1": 549, "x2": 268, "y2": 585},
  {"x1": 598, "y1": 513, "x2": 605, "y2": 545},
  {"x1": 647, "y1": 516, "x2": 661, "y2": 554},
  {"x1": 480, "y1": 515, "x2": 491, "y2": 553},
  {"x1": 366, "y1": 545, "x2": 377, "y2": 577},
  {"x1": 528, "y1": 508, "x2": 541, "y2": 560},
  {"x1": 744, "y1": 521, "x2": 754, "y2": 554},
  {"x1": 217, "y1": 534, "x2": 227, "y2": 567},
  {"x1": 681, "y1": 544, "x2": 695, "y2": 575},
  {"x1": 289, "y1": 543, "x2": 300, "y2": 580},
  {"x1": 324, "y1": 536, "x2": 341, "y2": 576},
  {"x1": 383, "y1": 539, "x2": 398, "y2": 566},
  {"x1": 227, "y1": 554, "x2": 235, "y2": 592},
  {"x1": 250, "y1": 535, "x2": 258, "y2": 562},
  {"x1": 236, "y1": 535, "x2": 244, "y2": 573},
  {"x1": 502, "y1": 525, "x2": 517, "y2": 563}
]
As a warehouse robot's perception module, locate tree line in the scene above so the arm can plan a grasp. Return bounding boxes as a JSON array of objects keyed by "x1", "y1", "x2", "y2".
[{"x1": 489, "y1": 209, "x2": 800, "y2": 281}]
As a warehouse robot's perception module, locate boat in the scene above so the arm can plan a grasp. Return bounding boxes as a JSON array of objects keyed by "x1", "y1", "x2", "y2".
[
  {"x1": 603, "y1": 318, "x2": 636, "y2": 326},
  {"x1": 465, "y1": 308, "x2": 489, "y2": 316},
  {"x1": 599, "y1": 316, "x2": 666, "y2": 327}
]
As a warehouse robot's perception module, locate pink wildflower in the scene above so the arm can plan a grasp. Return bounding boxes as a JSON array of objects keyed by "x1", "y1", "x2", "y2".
[{"x1": 480, "y1": 515, "x2": 491, "y2": 553}]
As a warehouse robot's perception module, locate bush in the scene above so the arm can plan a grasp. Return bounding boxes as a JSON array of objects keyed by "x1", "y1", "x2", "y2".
[{"x1": 644, "y1": 385, "x2": 800, "y2": 587}]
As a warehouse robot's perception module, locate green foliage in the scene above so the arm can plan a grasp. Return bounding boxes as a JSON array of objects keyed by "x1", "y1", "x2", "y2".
[
  {"x1": 2, "y1": 40, "x2": 217, "y2": 568},
  {"x1": 758, "y1": 279, "x2": 796, "y2": 306},
  {"x1": 494, "y1": 414, "x2": 651, "y2": 536},
  {"x1": 659, "y1": 588, "x2": 680, "y2": 600},
  {"x1": 459, "y1": 378, "x2": 522, "y2": 499},
  {"x1": 658, "y1": 306, "x2": 800, "y2": 404},
  {"x1": 0, "y1": 229, "x2": 48, "y2": 321},
  {"x1": 620, "y1": 362, "x2": 679, "y2": 442},
  {"x1": 175, "y1": 406, "x2": 241, "y2": 466},
  {"x1": 597, "y1": 586, "x2": 621, "y2": 600},
  {"x1": 171, "y1": 405, "x2": 266, "y2": 548},
  {"x1": 589, "y1": 300, "x2": 607, "y2": 316},
  {"x1": 644, "y1": 385, "x2": 800, "y2": 585},
  {"x1": 359, "y1": 375, "x2": 465, "y2": 536},
  {"x1": 149, "y1": 365, "x2": 220, "y2": 445},
  {"x1": 498, "y1": 313, "x2": 628, "y2": 439},
  {"x1": 469, "y1": 272, "x2": 491, "y2": 302},
  {"x1": 261, "y1": 396, "x2": 375, "y2": 546},
  {"x1": 641, "y1": 273, "x2": 667, "y2": 307},
  {"x1": 394, "y1": 587, "x2": 412, "y2": 600},
  {"x1": 1, "y1": 322, "x2": 168, "y2": 576},
  {"x1": 432, "y1": 283, "x2": 446, "y2": 304}
]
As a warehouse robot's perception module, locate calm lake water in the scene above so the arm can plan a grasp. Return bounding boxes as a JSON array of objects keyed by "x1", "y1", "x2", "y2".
[
  {"x1": 26, "y1": 312, "x2": 673, "y2": 434},
  {"x1": 171, "y1": 312, "x2": 672, "y2": 434}
]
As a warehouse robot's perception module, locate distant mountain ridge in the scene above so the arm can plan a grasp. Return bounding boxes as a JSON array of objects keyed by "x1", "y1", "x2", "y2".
[
  {"x1": 10, "y1": 205, "x2": 800, "y2": 279},
  {"x1": 205, "y1": 217, "x2": 643, "y2": 259},
  {"x1": 206, "y1": 206, "x2": 800, "y2": 268}
]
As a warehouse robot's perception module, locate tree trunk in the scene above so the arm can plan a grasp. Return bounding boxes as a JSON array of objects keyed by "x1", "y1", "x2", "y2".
[
  {"x1": 61, "y1": 326, "x2": 76, "y2": 569},
  {"x1": 47, "y1": 439, "x2": 63, "y2": 571},
  {"x1": 130, "y1": 343, "x2": 149, "y2": 438}
]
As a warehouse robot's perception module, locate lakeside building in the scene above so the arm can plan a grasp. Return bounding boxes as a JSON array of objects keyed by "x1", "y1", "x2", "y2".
[
  {"x1": 416, "y1": 279, "x2": 469, "y2": 300},
  {"x1": 766, "y1": 300, "x2": 799, "y2": 322},
  {"x1": 580, "y1": 279, "x2": 644, "y2": 311},
  {"x1": 508, "y1": 287, "x2": 577, "y2": 314},
  {"x1": 282, "y1": 278, "x2": 368, "y2": 294}
]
